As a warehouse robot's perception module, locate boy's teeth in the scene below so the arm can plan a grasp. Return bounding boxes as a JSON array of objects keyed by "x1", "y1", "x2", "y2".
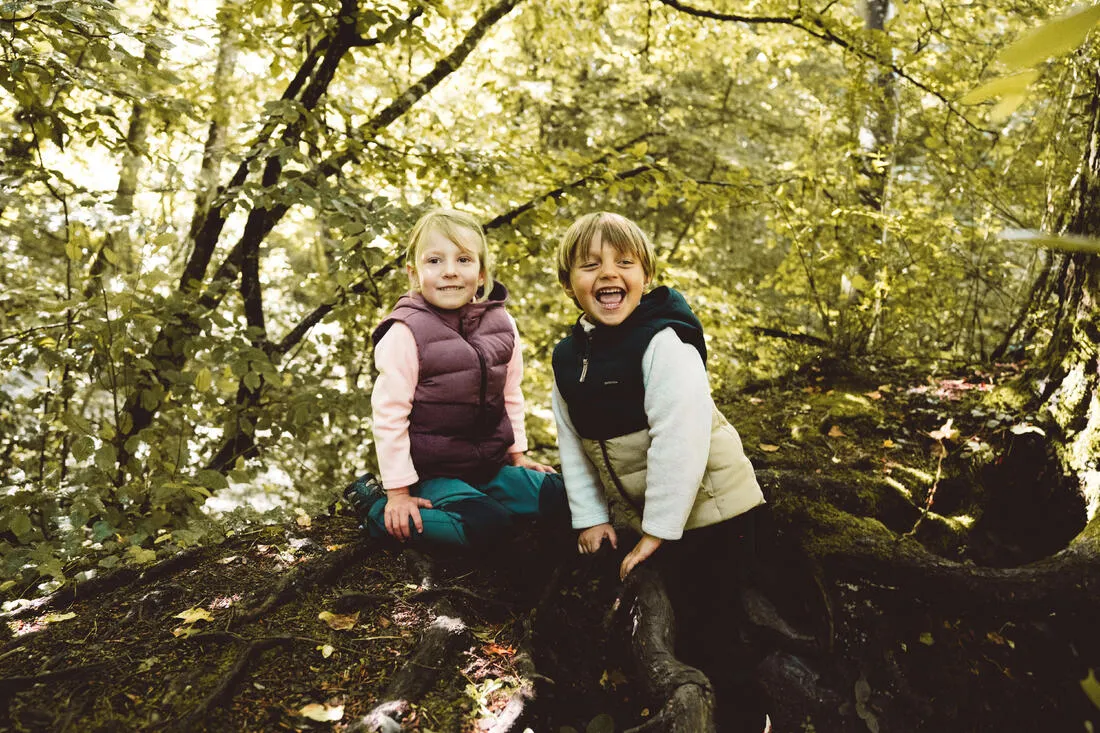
[{"x1": 596, "y1": 290, "x2": 624, "y2": 304}]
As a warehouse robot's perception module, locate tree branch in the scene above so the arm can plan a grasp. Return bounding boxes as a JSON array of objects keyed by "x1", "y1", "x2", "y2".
[{"x1": 655, "y1": 0, "x2": 995, "y2": 135}]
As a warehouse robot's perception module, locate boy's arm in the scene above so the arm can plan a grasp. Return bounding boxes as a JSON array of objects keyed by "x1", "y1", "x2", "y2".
[
  {"x1": 639, "y1": 327, "x2": 713, "y2": 540},
  {"x1": 551, "y1": 380, "x2": 610, "y2": 529},
  {"x1": 371, "y1": 323, "x2": 420, "y2": 490}
]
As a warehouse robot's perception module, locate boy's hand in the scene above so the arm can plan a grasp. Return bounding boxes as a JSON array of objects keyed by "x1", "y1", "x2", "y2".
[
  {"x1": 620, "y1": 534, "x2": 663, "y2": 580},
  {"x1": 578, "y1": 523, "x2": 618, "y2": 554},
  {"x1": 383, "y1": 488, "x2": 433, "y2": 542},
  {"x1": 508, "y1": 451, "x2": 555, "y2": 473}
]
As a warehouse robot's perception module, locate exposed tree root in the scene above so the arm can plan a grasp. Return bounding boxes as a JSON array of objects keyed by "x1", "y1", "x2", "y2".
[
  {"x1": 409, "y1": 585, "x2": 516, "y2": 613},
  {"x1": 170, "y1": 634, "x2": 302, "y2": 731},
  {"x1": 349, "y1": 552, "x2": 475, "y2": 733},
  {"x1": 774, "y1": 483, "x2": 1100, "y2": 615},
  {"x1": 482, "y1": 646, "x2": 537, "y2": 733},
  {"x1": 233, "y1": 540, "x2": 376, "y2": 625},
  {"x1": 621, "y1": 566, "x2": 715, "y2": 733},
  {"x1": 0, "y1": 662, "x2": 109, "y2": 691},
  {"x1": 0, "y1": 547, "x2": 204, "y2": 622}
]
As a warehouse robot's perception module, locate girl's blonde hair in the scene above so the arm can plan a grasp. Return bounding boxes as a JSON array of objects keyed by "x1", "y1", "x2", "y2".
[
  {"x1": 556, "y1": 212, "x2": 657, "y2": 288},
  {"x1": 405, "y1": 208, "x2": 494, "y2": 301}
]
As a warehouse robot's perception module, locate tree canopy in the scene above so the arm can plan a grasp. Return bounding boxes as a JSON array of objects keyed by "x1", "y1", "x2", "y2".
[{"x1": 1, "y1": 0, "x2": 1096, "y2": 609}]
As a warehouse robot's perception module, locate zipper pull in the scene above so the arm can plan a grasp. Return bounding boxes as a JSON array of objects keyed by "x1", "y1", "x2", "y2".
[{"x1": 580, "y1": 357, "x2": 589, "y2": 383}]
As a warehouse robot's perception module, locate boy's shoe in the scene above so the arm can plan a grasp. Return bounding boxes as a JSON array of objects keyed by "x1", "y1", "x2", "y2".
[{"x1": 343, "y1": 472, "x2": 385, "y2": 523}]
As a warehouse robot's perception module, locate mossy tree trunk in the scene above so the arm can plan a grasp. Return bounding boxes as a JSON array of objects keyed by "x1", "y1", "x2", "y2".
[{"x1": 1031, "y1": 69, "x2": 1100, "y2": 525}]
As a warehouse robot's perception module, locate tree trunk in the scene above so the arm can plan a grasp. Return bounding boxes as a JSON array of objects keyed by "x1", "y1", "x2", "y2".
[
  {"x1": 1030, "y1": 69, "x2": 1100, "y2": 523},
  {"x1": 838, "y1": 0, "x2": 897, "y2": 355}
]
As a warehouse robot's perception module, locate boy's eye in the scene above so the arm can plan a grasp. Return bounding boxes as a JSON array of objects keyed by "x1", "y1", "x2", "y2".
[
  {"x1": 578, "y1": 262, "x2": 598, "y2": 270},
  {"x1": 425, "y1": 256, "x2": 441, "y2": 264}
]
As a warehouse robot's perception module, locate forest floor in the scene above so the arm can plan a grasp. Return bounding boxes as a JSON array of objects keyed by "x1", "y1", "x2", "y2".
[{"x1": 1, "y1": 357, "x2": 1097, "y2": 733}]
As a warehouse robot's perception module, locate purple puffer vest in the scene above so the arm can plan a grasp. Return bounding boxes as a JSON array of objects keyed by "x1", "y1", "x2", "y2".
[{"x1": 372, "y1": 282, "x2": 515, "y2": 484}]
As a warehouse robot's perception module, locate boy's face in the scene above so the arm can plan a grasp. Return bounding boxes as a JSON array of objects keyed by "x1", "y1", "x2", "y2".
[
  {"x1": 407, "y1": 228, "x2": 484, "y2": 310},
  {"x1": 564, "y1": 233, "x2": 649, "y2": 327}
]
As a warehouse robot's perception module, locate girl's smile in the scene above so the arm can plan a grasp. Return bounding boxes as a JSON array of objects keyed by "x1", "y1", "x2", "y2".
[{"x1": 408, "y1": 229, "x2": 485, "y2": 310}]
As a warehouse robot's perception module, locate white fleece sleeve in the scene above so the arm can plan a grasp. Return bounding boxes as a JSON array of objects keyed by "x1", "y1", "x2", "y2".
[
  {"x1": 502, "y1": 315, "x2": 528, "y2": 454},
  {"x1": 639, "y1": 327, "x2": 713, "y2": 540},
  {"x1": 551, "y1": 380, "x2": 610, "y2": 529},
  {"x1": 371, "y1": 323, "x2": 420, "y2": 490}
]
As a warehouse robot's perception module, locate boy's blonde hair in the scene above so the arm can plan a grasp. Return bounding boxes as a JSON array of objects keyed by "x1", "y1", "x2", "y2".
[
  {"x1": 556, "y1": 212, "x2": 657, "y2": 288},
  {"x1": 406, "y1": 208, "x2": 494, "y2": 301}
]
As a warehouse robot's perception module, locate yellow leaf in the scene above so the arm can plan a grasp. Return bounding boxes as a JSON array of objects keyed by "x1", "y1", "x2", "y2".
[
  {"x1": 882, "y1": 439, "x2": 896, "y2": 449},
  {"x1": 827, "y1": 425, "x2": 845, "y2": 438},
  {"x1": 990, "y1": 92, "x2": 1028, "y2": 122},
  {"x1": 317, "y1": 610, "x2": 359, "y2": 631},
  {"x1": 1081, "y1": 668, "x2": 1100, "y2": 710},
  {"x1": 172, "y1": 625, "x2": 202, "y2": 638},
  {"x1": 629, "y1": 141, "x2": 649, "y2": 157},
  {"x1": 195, "y1": 367, "x2": 212, "y2": 392},
  {"x1": 996, "y1": 4, "x2": 1100, "y2": 70},
  {"x1": 295, "y1": 513, "x2": 312, "y2": 528},
  {"x1": 174, "y1": 607, "x2": 214, "y2": 624},
  {"x1": 758, "y1": 444, "x2": 780, "y2": 453},
  {"x1": 42, "y1": 611, "x2": 77, "y2": 623},
  {"x1": 960, "y1": 70, "x2": 1040, "y2": 105},
  {"x1": 318, "y1": 644, "x2": 336, "y2": 658},
  {"x1": 298, "y1": 703, "x2": 344, "y2": 722}
]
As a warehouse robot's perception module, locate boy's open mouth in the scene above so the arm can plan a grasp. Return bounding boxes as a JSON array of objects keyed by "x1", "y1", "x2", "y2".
[{"x1": 595, "y1": 287, "x2": 626, "y2": 307}]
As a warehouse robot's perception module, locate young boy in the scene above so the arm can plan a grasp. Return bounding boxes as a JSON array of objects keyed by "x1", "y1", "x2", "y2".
[{"x1": 550, "y1": 211, "x2": 769, "y2": 732}]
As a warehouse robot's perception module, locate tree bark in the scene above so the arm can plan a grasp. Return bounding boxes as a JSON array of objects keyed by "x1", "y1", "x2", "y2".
[{"x1": 1027, "y1": 68, "x2": 1100, "y2": 522}]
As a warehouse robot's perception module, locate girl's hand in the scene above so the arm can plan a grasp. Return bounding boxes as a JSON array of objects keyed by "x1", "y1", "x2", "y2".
[
  {"x1": 578, "y1": 523, "x2": 618, "y2": 554},
  {"x1": 509, "y1": 451, "x2": 555, "y2": 474},
  {"x1": 383, "y1": 489, "x2": 433, "y2": 542},
  {"x1": 620, "y1": 534, "x2": 663, "y2": 580}
]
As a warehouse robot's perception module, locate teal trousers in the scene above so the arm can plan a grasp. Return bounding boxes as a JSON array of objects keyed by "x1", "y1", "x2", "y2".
[{"x1": 365, "y1": 466, "x2": 567, "y2": 546}]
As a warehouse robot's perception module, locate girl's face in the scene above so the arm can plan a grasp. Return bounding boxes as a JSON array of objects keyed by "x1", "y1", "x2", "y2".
[{"x1": 407, "y1": 228, "x2": 484, "y2": 310}]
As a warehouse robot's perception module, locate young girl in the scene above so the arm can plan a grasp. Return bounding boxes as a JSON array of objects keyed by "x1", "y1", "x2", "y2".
[{"x1": 346, "y1": 209, "x2": 566, "y2": 547}]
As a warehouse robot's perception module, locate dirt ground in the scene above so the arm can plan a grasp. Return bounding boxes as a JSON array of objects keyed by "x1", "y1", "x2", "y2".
[{"x1": 1, "y1": 358, "x2": 1098, "y2": 732}]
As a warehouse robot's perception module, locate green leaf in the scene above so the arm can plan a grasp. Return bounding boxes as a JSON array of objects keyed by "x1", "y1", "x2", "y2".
[
  {"x1": 92, "y1": 520, "x2": 115, "y2": 542},
  {"x1": 195, "y1": 469, "x2": 229, "y2": 491},
  {"x1": 127, "y1": 546, "x2": 157, "y2": 565},
  {"x1": 9, "y1": 512, "x2": 32, "y2": 539},
  {"x1": 72, "y1": 435, "x2": 95, "y2": 462},
  {"x1": 960, "y1": 70, "x2": 1040, "y2": 104},
  {"x1": 999, "y1": 228, "x2": 1100, "y2": 254},
  {"x1": 194, "y1": 367, "x2": 212, "y2": 392},
  {"x1": 95, "y1": 444, "x2": 118, "y2": 473},
  {"x1": 996, "y1": 4, "x2": 1100, "y2": 70}
]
